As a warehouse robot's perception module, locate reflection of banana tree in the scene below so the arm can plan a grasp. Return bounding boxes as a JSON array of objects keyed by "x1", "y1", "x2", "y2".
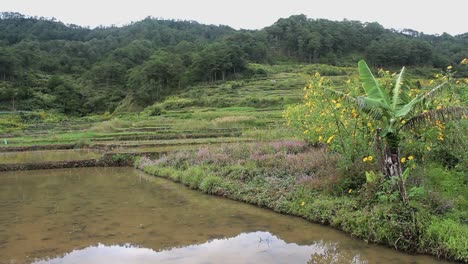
[{"x1": 329, "y1": 60, "x2": 466, "y2": 203}]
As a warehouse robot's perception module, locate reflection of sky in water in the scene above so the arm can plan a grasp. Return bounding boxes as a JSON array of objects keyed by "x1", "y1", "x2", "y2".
[{"x1": 33, "y1": 231, "x2": 330, "y2": 264}]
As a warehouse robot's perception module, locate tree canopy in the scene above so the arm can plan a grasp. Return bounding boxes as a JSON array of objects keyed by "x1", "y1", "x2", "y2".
[{"x1": 0, "y1": 12, "x2": 466, "y2": 114}]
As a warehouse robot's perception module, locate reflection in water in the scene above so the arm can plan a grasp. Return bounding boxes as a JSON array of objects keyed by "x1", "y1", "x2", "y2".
[
  {"x1": 308, "y1": 242, "x2": 368, "y2": 264},
  {"x1": 34, "y1": 232, "x2": 326, "y2": 264},
  {"x1": 0, "y1": 168, "x2": 452, "y2": 264}
]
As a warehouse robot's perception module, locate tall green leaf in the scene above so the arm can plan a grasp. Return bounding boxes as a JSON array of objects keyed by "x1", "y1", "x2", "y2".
[
  {"x1": 392, "y1": 66, "x2": 405, "y2": 111},
  {"x1": 358, "y1": 60, "x2": 390, "y2": 106},
  {"x1": 395, "y1": 96, "x2": 421, "y2": 117}
]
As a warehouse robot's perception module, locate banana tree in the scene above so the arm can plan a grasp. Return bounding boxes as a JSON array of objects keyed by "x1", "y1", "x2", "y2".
[{"x1": 355, "y1": 60, "x2": 466, "y2": 203}]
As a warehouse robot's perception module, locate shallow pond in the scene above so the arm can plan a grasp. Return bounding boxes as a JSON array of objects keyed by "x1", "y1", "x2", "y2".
[
  {"x1": 0, "y1": 167, "x2": 452, "y2": 263},
  {"x1": 0, "y1": 149, "x2": 102, "y2": 164}
]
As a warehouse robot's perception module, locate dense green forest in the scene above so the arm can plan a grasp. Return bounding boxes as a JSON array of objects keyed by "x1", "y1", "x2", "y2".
[{"x1": 0, "y1": 12, "x2": 467, "y2": 115}]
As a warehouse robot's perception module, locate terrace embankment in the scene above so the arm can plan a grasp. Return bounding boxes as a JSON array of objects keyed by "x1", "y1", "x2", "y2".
[{"x1": 0, "y1": 152, "x2": 163, "y2": 171}]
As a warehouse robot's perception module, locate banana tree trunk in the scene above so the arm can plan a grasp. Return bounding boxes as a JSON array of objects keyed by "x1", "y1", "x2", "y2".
[{"x1": 378, "y1": 131, "x2": 409, "y2": 204}]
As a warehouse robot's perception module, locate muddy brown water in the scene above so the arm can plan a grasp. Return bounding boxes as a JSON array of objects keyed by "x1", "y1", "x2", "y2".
[{"x1": 0, "y1": 167, "x2": 453, "y2": 264}]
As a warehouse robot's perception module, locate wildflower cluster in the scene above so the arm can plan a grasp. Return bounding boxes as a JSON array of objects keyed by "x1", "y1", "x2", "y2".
[
  {"x1": 285, "y1": 73, "x2": 374, "y2": 164},
  {"x1": 399, "y1": 64, "x2": 466, "y2": 162},
  {"x1": 286, "y1": 61, "x2": 467, "y2": 169},
  {"x1": 400, "y1": 155, "x2": 414, "y2": 164}
]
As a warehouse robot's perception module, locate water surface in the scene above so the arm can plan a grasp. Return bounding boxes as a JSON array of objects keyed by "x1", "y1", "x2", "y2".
[{"x1": 0, "y1": 167, "x2": 452, "y2": 263}]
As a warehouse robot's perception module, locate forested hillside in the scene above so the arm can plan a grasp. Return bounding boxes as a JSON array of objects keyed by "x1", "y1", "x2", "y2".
[{"x1": 0, "y1": 12, "x2": 466, "y2": 115}]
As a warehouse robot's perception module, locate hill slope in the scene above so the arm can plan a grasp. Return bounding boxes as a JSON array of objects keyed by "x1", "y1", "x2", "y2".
[{"x1": 0, "y1": 12, "x2": 467, "y2": 114}]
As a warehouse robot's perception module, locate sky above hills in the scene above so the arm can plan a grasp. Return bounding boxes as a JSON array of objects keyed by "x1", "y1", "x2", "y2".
[{"x1": 2, "y1": 0, "x2": 467, "y2": 35}]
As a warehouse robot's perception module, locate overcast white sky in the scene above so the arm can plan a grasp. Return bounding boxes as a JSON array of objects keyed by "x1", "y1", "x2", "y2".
[{"x1": 1, "y1": 0, "x2": 467, "y2": 35}]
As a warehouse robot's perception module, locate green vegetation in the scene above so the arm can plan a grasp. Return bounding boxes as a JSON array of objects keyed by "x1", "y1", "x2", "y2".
[
  {"x1": 1, "y1": 65, "x2": 308, "y2": 147},
  {"x1": 134, "y1": 61, "x2": 466, "y2": 261},
  {"x1": 0, "y1": 13, "x2": 467, "y2": 262},
  {"x1": 1, "y1": 12, "x2": 467, "y2": 115}
]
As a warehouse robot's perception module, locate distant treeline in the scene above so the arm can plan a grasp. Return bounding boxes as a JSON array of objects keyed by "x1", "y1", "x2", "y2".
[{"x1": 0, "y1": 12, "x2": 466, "y2": 115}]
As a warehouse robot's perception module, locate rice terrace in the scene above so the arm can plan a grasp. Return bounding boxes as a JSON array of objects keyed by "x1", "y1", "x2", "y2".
[{"x1": 0, "y1": 2, "x2": 467, "y2": 263}]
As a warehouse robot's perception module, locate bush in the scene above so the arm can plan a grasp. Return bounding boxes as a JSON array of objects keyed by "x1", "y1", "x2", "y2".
[
  {"x1": 144, "y1": 105, "x2": 166, "y2": 116},
  {"x1": 111, "y1": 153, "x2": 134, "y2": 164},
  {"x1": 160, "y1": 97, "x2": 195, "y2": 110},
  {"x1": 181, "y1": 166, "x2": 205, "y2": 189},
  {"x1": 199, "y1": 175, "x2": 222, "y2": 194}
]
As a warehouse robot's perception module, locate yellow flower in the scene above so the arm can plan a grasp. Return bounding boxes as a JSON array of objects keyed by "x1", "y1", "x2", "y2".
[
  {"x1": 447, "y1": 65, "x2": 452, "y2": 70},
  {"x1": 367, "y1": 122, "x2": 372, "y2": 127},
  {"x1": 303, "y1": 130, "x2": 309, "y2": 134},
  {"x1": 461, "y1": 58, "x2": 468, "y2": 65},
  {"x1": 346, "y1": 79, "x2": 351, "y2": 84},
  {"x1": 301, "y1": 201, "x2": 305, "y2": 206},
  {"x1": 426, "y1": 146, "x2": 431, "y2": 151},
  {"x1": 429, "y1": 80, "x2": 434, "y2": 85},
  {"x1": 335, "y1": 103, "x2": 342, "y2": 108},
  {"x1": 367, "y1": 156, "x2": 373, "y2": 161},
  {"x1": 348, "y1": 189, "x2": 353, "y2": 194},
  {"x1": 408, "y1": 155, "x2": 414, "y2": 161},
  {"x1": 401, "y1": 120, "x2": 406, "y2": 124},
  {"x1": 318, "y1": 136, "x2": 323, "y2": 142},
  {"x1": 436, "y1": 105, "x2": 442, "y2": 110},
  {"x1": 326, "y1": 135, "x2": 335, "y2": 144},
  {"x1": 401, "y1": 157, "x2": 406, "y2": 163},
  {"x1": 437, "y1": 133, "x2": 444, "y2": 141},
  {"x1": 362, "y1": 157, "x2": 368, "y2": 162}
]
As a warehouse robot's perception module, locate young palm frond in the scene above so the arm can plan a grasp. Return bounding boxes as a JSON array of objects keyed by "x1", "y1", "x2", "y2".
[{"x1": 401, "y1": 107, "x2": 468, "y2": 130}]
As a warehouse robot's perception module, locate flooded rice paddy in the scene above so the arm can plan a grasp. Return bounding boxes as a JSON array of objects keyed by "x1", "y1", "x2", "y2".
[{"x1": 0, "y1": 167, "x2": 452, "y2": 263}]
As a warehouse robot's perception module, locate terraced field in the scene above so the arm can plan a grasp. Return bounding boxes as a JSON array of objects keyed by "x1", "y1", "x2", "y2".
[{"x1": 0, "y1": 65, "x2": 354, "y2": 164}]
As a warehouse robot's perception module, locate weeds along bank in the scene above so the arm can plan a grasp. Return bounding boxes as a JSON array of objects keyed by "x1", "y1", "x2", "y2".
[
  {"x1": 136, "y1": 60, "x2": 468, "y2": 262},
  {"x1": 136, "y1": 140, "x2": 467, "y2": 262}
]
